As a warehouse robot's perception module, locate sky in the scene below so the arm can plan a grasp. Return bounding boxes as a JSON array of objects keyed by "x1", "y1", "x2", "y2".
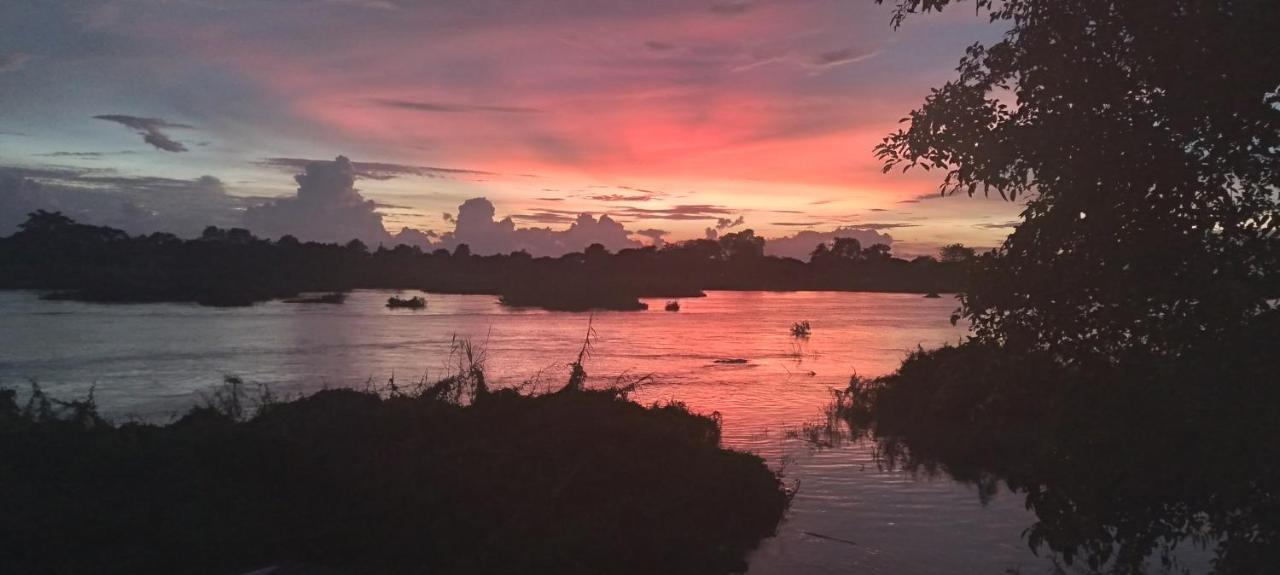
[{"x1": 0, "y1": 0, "x2": 1025, "y2": 258}]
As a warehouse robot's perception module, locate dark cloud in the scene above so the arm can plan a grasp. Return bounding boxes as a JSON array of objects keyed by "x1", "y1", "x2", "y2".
[
  {"x1": 715, "y1": 215, "x2": 745, "y2": 230},
  {"x1": 974, "y1": 221, "x2": 1020, "y2": 230},
  {"x1": 609, "y1": 204, "x2": 736, "y2": 221},
  {"x1": 536, "y1": 197, "x2": 564, "y2": 202},
  {"x1": 93, "y1": 115, "x2": 193, "y2": 152},
  {"x1": 813, "y1": 47, "x2": 879, "y2": 67},
  {"x1": 764, "y1": 226, "x2": 896, "y2": 261},
  {"x1": 644, "y1": 41, "x2": 677, "y2": 52},
  {"x1": 511, "y1": 212, "x2": 577, "y2": 224},
  {"x1": 808, "y1": 199, "x2": 835, "y2": 205},
  {"x1": 583, "y1": 186, "x2": 663, "y2": 202},
  {"x1": 369, "y1": 98, "x2": 543, "y2": 115},
  {"x1": 38, "y1": 151, "x2": 138, "y2": 158},
  {"x1": 709, "y1": 1, "x2": 752, "y2": 16},
  {"x1": 260, "y1": 157, "x2": 497, "y2": 180},
  {"x1": 586, "y1": 194, "x2": 655, "y2": 202},
  {"x1": 844, "y1": 222, "x2": 918, "y2": 230},
  {"x1": 244, "y1": 156, "x2": 392, "y2": 245},
  {"x1": 898, "y1": 192, "x2": 947, "y2": 204}
]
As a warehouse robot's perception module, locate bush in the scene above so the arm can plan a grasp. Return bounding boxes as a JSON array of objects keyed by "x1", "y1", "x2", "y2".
[{"x1": 0, "y1": 363, "x2": 789, "y2": 574}]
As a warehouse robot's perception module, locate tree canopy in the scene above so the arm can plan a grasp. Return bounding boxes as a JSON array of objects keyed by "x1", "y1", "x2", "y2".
[{"x1": 877, "y1": 0, "x2": 1280, "y2": 360}]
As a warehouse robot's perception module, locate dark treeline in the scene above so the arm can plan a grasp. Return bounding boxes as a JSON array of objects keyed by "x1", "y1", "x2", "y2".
[{"x1": 0, "y1": 210, "x2": 969, "y2": 308}]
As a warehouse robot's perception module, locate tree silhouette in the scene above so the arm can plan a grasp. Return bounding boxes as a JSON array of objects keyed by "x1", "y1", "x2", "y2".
[
  {"x1": 937, "y1": 243, "x2": 974, "y2": 264},
  {"x1": 877, "y1": 0, "x2": 1280, "y2": 360}
]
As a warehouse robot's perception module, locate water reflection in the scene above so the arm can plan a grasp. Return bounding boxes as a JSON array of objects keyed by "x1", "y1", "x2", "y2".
[{"x1": 0, "y1": 289, "x2": 1096, "y2": 573}]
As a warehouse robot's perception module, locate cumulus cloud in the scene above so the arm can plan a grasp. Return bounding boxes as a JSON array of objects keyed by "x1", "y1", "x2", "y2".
[
  {"x1": 391, "y1": 227, "x2": 437, "y2": 249},
  {"x1": 764, "y1": 226, "x2": 896, "y2": 261},
  {"x1": 93, "y1": 115, "x2": 193, "y2": 152},
  {"x1": 634, "y1": 228, "x2": 668, "y2": 248},
  {"x1": 244, "y1": 156, "x2": 393, "y2": 245},
  {"x1": 435, "y1": 197, "x2": 640, "y2": 256}
]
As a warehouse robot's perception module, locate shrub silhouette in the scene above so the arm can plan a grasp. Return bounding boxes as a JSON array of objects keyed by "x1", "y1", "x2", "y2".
[{"x1": 0, "y1": 356, "x2": 789, "y2": 575}]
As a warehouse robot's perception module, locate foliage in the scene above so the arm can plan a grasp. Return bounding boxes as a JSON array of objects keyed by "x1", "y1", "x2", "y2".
[
  {"x1": 385, "y1": 295, "x2": 426, "y2": 309},
  {"x1": 876, "y1": 0, "x2": 1280, "y2": 360},
  {"x1": 0, "y1": 358, "x2": 789, "y2": 575},
  {"x1": 841, "y1": 2, "x2": 1280, "y2": 571},
  {"x1": 790, "y1": 320, "x2": 812, "y2": 338}
]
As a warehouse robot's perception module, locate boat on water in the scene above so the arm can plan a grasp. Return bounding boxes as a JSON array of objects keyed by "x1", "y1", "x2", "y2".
[
  {"x1": 665, "y1": 300, "x2": 681, "y2": 312},
  {"x1": 386, "y1": 295, "x2": 427, "y2": 309}
]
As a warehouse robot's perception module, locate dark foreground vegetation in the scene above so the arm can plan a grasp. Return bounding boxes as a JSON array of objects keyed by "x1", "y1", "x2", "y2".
[
  {"x1": 0, "y1": 359, "x2": 789, "y2": 575},
  {"x1": 828, "y1": 0, "x2": 1280, "y2": 573},
  {"x1": 837, "y1": 315, "x2": 1280, "y2": 573},
  {"x1": 0, "y1": 211, "x2": 967, "y2": 309}
]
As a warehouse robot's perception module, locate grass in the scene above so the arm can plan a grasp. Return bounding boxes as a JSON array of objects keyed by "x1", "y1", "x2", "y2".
[{"x1": 0, "y1": 345, "x2": 789, "y2": 575}]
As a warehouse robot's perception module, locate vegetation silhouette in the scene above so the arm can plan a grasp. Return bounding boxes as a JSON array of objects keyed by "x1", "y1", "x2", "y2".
[
  {"x1": 790, "y1": 321, "x2": 812, "y2": 338},
  {"x1": 0, "y1": 212, "x2": 971, "y2": 310},
  {"x1": 0, "y1": 345, "x2": 790, "y2": 575},
  {"x1": 385, "y1": 295, "x2": 426, "y2": 309},
  {"x1": 833, "y1": 1, "x2": 1280, "y2": 572},
  {"x1": 282, "y1": 292, "x2": 347, "y2": 304}
]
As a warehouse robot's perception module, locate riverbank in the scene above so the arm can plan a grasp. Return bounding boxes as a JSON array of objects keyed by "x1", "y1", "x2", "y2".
[{"x1": 0, "y1": 214, "x2": 967, "y2": 310}]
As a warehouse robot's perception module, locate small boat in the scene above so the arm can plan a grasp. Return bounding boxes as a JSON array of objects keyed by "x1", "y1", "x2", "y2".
[
  {"x1": 923, "y1": 291, "x2": 941, "y2": 299},
  {"x1": 386, "y1": 295, "x2": 426, "y2": 309},
  {"x1": 665, "y1": 300, "x2": 681, "y2": 312}
]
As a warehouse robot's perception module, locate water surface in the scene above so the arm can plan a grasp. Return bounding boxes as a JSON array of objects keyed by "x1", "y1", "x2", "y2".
[{"x1": 0, "y1": 290, "x2": 1200, "y2": 573}]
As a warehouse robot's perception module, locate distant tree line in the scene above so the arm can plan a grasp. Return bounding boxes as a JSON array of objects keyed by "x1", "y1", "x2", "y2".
[{"x1": 0, "y1": 211, "x2": 973, "y2": 307}]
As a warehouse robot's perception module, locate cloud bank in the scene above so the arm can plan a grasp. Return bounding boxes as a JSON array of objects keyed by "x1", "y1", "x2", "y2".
[{"x1": 0, "y1": 168, "x2": 246, "y2": 237}]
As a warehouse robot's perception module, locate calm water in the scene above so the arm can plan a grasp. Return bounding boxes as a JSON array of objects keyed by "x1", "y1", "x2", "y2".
[{"x1": 0, "y1": 290, "x2": 1204, "y2": 573}]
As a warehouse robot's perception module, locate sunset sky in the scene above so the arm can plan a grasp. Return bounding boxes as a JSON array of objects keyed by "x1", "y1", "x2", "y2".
[{"x1": 1, "y1": 0, "x2": 1024, "y2": 257}]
